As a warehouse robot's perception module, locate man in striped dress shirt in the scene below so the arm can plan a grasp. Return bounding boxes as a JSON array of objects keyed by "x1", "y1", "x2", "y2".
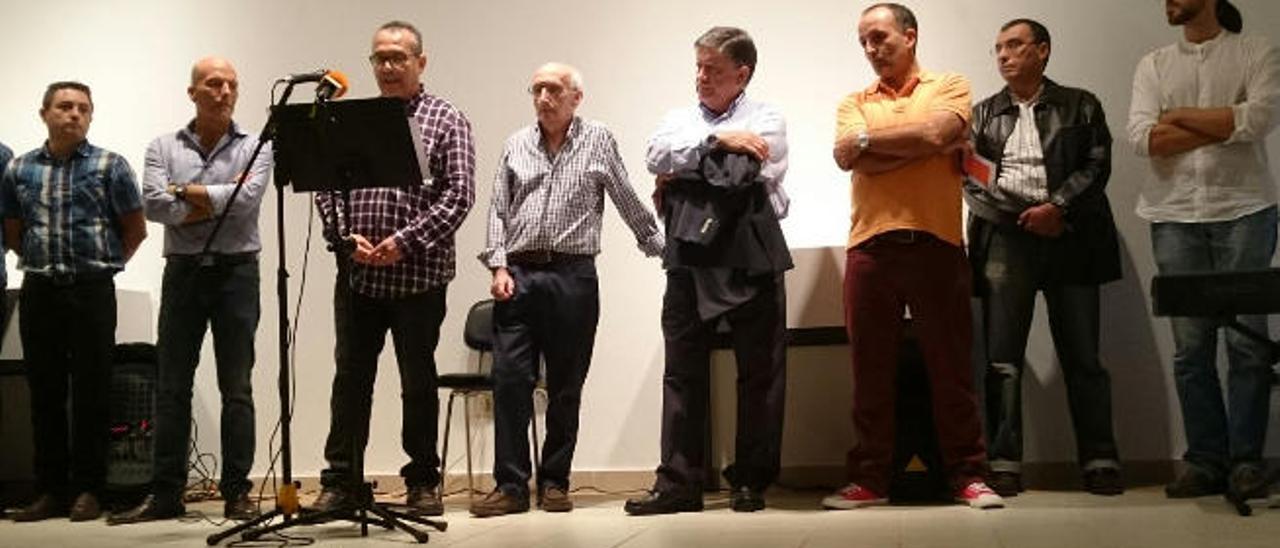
[
  {"x1": 471, "y1": 62, "x2": 663, "y2": 517},
  {"x1": 965, "y1": 19, "x2": 1123, "y2": 498}
]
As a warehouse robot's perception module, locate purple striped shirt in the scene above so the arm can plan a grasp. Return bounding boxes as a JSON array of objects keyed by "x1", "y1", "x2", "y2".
[{"x1": 318, "y1": 87, "x2": 476, "y2": 298}]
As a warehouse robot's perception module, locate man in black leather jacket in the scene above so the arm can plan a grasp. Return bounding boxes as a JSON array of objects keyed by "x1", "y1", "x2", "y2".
[{"x1": 964, "y1": 18, "x2": 1123, "y2": 498}]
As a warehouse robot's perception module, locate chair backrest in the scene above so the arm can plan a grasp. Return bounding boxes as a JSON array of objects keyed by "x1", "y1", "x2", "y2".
[{"x1": 463, "y1": 299, "x2": 495, "y2": 352}]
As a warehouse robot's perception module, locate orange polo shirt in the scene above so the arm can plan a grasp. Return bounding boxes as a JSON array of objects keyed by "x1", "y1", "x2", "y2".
[{"x1": 835, "y1": 69, "x2": 972, "y2": 249}]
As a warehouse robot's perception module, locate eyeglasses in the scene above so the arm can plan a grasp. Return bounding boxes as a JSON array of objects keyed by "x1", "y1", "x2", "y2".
[
  {"x1": 368, "y1": 52, "x2": 413, "y2": 68},
  {"x1": 991, "y1": 39, "x2": 1038, "y2": 56},
  {"x1": 528, "y1": 82, "x2": 568, "y2": 97}
]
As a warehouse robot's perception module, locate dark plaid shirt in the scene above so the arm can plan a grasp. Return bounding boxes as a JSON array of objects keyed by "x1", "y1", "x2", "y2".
[{"x1": 318, "y1": 87, "x2": 476, "y2": 298}]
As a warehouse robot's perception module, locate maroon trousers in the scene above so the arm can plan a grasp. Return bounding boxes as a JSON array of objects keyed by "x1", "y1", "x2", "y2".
[{"x1": 843, "y1": 231, "x2": 987, "y2": 494}]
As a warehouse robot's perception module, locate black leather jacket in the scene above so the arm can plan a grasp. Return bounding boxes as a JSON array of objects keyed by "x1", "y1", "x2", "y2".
[{"x1": 965, "y1": 78, "x2": 1121, "y2": 286}]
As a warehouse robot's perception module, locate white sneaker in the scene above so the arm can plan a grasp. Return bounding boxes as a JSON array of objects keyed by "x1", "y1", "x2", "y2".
[
  {"x1": 955, "y1": 481, "x2": 1005, "y2": 509},
  {"x1": 821, "y1": 483, "x2": 888, "y2": 510}
]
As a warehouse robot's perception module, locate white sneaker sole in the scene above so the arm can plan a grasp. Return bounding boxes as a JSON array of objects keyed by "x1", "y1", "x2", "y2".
[{"x1": 821, "y1": 495, "x2": 888, "y2": 510}]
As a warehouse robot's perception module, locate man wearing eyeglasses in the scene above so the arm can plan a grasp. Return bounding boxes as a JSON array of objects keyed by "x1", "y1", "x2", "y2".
[
  {"x1": 965, "y1": 19, "x2": 1123, "y2": 499},
  {"x1": 311, "y1": 19, "x2": 476, "y2": 516},
  {"x1": 1128, "y1": 0, "x2": 1279, "y2": 502},
  {"x1": 471, "y1": 62, "x2": 662, "y2": 517}
]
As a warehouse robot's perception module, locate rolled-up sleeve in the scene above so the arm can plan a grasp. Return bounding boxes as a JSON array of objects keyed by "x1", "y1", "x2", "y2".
[
  {"x1": 205, "y1": 139, "x2": 272, "y2": 219},
  {"x1": 141, "y1": 138, "x2": 191, "y2": 225}
]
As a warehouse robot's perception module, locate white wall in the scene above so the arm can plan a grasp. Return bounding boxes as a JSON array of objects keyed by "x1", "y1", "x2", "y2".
[{"x1": 2, "y1": 0, "x2": 1279, "y2": 483}]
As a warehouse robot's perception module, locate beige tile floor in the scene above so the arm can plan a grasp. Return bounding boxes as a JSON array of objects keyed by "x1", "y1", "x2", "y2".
[{"x1": 1, "y1": 487, "x2": 1278, "y2": 548}]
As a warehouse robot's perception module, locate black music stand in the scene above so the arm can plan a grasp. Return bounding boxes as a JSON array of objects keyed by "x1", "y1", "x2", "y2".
[{"x1": 207, "y1": 97, "x2": 445, "y2": 544}]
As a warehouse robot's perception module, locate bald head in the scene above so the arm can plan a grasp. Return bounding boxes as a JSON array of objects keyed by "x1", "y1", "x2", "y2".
[
  {"x1": 188, "y1": 56, "x2": 239, "y2": 131},
  {"x1": 191, "y1": 56, "x2": 236, "y2": 86},
  {"x1": 530, "y1": 62, "x2": 583, "y2": 135},
  {"x1": 533, "y1": 62, "x2": 583, "y2": 92}
]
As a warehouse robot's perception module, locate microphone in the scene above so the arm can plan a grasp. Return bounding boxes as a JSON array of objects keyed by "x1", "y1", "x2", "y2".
[
  {"x1": 282, "y1": 69, "x2": 330, "y2": 84},
  {"x1": 316, "y1": 70, "x2": 350, "y2": 101}
]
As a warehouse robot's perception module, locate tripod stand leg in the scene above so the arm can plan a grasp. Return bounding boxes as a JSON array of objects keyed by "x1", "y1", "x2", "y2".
[{"x1": 206, "y1": 508, "x2": 282, "y2": 545}]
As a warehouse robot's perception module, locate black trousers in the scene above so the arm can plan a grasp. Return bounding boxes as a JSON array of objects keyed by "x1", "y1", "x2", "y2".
[
  {"x1": 655, "y1": 269, "x2": 787, "y2": 493},
  {"x1": 20, "y1": 274, "x2": 117, "y2": 497},
  {"x1": 321, "y1": 264, "x2": 447, "y2": 489},
  {"x1": 491, "y1": 258, "x2": 599, "y2": 496}
]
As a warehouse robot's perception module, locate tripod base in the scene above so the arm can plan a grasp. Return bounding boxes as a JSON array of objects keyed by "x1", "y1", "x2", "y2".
[{"x1": 208, "y1": 482, "x2": 446, "y2": 545}]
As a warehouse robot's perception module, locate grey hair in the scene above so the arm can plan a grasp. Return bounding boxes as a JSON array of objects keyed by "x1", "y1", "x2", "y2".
[{"x1": 694, "y1": 26, "x2": 757, "y2": 84}]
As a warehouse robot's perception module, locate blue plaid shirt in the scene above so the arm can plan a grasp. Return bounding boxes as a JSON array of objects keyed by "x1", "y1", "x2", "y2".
[
  {"x1": 0, "y1": 141, "x2": 144, "y2": 275},
  {"x1": 0, "y1": 141, "x2": 11, "y2": 287}
]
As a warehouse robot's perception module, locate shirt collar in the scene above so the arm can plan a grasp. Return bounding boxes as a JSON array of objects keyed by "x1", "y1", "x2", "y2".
[
  {"x1": 1179, "y1": 28, "x2": 1229, "y2": 53},
  {"x1": 39, "y1": 140, "x2": 91, "y2": 161},
  {"x1": 868, "y1": 69, "x2": 937, "y2": 99},
  {"x1": 535, "y1": 115, "x2": 581, "y2": 146},
  {"x1": 405, "y1": 84, "x2": 428, "y2": 112},
  {"x1": 179, "y1": 119, "x2": 246, "y2": 143},
  {"x1": 700, "y1": 92, "x2": 747, "y2": 122}
]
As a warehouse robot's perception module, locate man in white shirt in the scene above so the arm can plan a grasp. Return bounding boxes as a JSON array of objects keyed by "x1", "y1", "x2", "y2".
[{"x1": 1127, "y1": 0, "x2": 1280, "y2": 500}]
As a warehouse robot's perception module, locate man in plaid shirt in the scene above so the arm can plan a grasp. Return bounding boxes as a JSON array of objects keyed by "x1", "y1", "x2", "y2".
[
  {"x1": 312, "y1": 20, "x2": 476, "y2": 516},
  {"x1": 470, "y1": 63, "x2": 662, "y2": 517}
]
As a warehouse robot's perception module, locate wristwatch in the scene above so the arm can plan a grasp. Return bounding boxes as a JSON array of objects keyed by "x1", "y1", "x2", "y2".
[
  {"x1": 857, "y1": 130, "x2": 870, "y2": 151},
  {"x1": 174, "y1": 184, "x2": 188, "y2": 201}
]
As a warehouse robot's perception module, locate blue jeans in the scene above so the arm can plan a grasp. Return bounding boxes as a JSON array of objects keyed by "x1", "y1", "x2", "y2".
[
  {"x1": 976, "y1": 225, "x2": 1118, "y2": 473},
  {"x1": 1150, "y1": 205, "x2": 1277, "y2": 477},
  {"x1": 152, "y1": 255, "x2": 259, "y2": 500}
]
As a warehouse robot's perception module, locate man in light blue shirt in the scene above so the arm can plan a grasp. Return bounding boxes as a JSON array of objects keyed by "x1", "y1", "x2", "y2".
[
  {"x1": 112, "y1": 56, "x2": 271, "y2": 524},
  {"x1": 626, "y1": 26, "x2": 790, "y2": 516}
]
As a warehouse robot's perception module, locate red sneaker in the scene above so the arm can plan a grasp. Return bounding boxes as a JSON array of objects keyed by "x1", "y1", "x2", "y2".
[
  {"x1": 822, "y1": 483, "x2": 888, "y2": 510},
  {"x1": 955, "y1": 481, "x2": 1005, "y2": 509}
]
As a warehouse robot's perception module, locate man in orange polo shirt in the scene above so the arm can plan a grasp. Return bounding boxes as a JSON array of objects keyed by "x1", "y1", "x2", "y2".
[{"x1": 822, "y1": 3, "x2": 1002, "y2": 510}]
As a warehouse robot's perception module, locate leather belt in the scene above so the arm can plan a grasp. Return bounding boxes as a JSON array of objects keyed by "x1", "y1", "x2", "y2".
[
  {"x1": 873, "y1": 229, "x2": 938, "y2": 245},
  {"x1": 506, "y1": 250, "x2": 590, "y2": 267}
]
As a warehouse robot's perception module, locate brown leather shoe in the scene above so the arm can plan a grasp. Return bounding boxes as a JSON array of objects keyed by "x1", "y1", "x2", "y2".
[
  {"x1": 405, "y1": 485, "x2": 444, "y2": 516},
  {"x1": 12, "y1": 494, "x2": 67, "y2": 522},
  {"x1": 68, "y1": 492, "x2": 102, "y2": 521},
  {"x1": 539, "y1": 486, "x2": 573, "y2": 512},
  {"x1": 469, "y1": 488, "x2": 529, "y2": 518},
  {"x1": 224, "y1": 492, "x2": 260, "y2": 520}
]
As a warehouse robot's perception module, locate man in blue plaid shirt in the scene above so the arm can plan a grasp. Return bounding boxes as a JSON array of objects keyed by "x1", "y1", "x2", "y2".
[{"x1": 1, "y1": 81, "x2": 147, "y2": 522}]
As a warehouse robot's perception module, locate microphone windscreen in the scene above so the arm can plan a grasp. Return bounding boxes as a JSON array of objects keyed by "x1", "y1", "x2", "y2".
[{"x1": 323, "y1": 70, "x2": 350, "y2": 99}]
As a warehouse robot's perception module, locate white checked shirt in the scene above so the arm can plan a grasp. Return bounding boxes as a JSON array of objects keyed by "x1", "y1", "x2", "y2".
[
  {"x1": 1128, "y1": 31, "x2": 1280, "y2": 223},
  {"x1": 480, "y1": 117, "x2": 663, "y2": 269}
]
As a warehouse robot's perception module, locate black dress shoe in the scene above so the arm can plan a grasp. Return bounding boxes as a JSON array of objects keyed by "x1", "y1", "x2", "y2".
[
  {"x1": 11, "y1": 494, "x2": 67, "y2": 522},
  {"x1": 107, "y1": 494, "x2": 185, "y2": 525},
  {"x1": 405, "y1": 484, "x2": 444, "y2": 516},
  {"x1": 69, "y1": 492, "x2": 102, "y2": 521},
  {"x1": 988, "y1": 471, "x2": 1022, "y2": 497},
  {"x1": 730, "y1": 486, "x2": 765, "y2": 512},
  {"x1": 224, "y1": 492, "x2": 260, "y2": 521},
  {"x1": 1083, "y1": 468, "x2": 1124, "y2": 496},
  {"x1": 624, "y1": 490, "x2": 702, "y2": 516}
]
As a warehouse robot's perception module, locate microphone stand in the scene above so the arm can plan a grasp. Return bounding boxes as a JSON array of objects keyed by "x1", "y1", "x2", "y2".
[
  {"x1": 208, "y1": 84, "x2": 445, "y2": 545},
  {"x1": 203, "y1": 80, "x2": 302, "y2": 545}
]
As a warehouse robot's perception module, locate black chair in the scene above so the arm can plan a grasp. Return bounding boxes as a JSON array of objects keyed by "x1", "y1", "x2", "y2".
[{"x1": 437, "y1": 299, "x2": 543, "y2": 502}]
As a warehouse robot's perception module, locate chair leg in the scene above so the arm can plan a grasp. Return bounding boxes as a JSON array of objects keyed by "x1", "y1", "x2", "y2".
[
  {"x1": 531, "y1": 387, "x2": 544, "y2": 486},
  {"x1": 439, "y1": 390, "x2": 458, "y2": 501},
  {"x1": 464, "y1": 393, "x2": 475, "y2": 502}
]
